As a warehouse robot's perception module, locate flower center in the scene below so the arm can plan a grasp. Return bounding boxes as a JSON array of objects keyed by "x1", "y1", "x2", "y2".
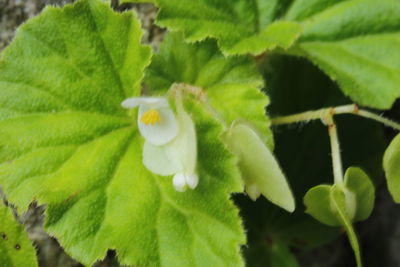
[{"x1": 140, "y1": 109, "x2": 161, "y2": 125}]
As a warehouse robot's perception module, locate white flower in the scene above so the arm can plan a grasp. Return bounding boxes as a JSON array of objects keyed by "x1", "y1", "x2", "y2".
[
  {"x1": 173, "y1": 172, "x2": 199, "y2": 192},
  {"x1": 122, "y1": 96, "x2": 198, "y2": 192},
  {"x1": 121, "y1": 97, "x2": 179, "y2": 145}
]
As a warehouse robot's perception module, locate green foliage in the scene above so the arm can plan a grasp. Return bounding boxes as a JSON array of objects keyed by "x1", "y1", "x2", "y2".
[
  {"x1": 0, "y1": 0, "x2": 245, "y2": 266},
  {"x1": 344, "y1": 167, "x2": 375, "y2": 221},
  {"x1": 329, "y1": 186, "x2": 362, "y2": 267},
  {"x1": 384, "y1": 133, "x2": 400, "y2": 202},
  {"x1": 125, "y1": 0, "x2": 302, "y2": 55},
  {"x1": 304, "y1": 167, "x2": 374, "y2": 267},
  {"x1": 145, "y1": 32, "x2": 274, "y2": 148},
  {"x1": 1, "y1": 0, "x2": 400, "y2": 266},
  {"x1": 131, "y1": 0, "x2": 400, "y2": 109},
  {"x1": 297, "y1": 0, "x2": 400, "y2": 109},
  {"x1": 0, "y1": 202, "x2": 38, "y2": 267}
]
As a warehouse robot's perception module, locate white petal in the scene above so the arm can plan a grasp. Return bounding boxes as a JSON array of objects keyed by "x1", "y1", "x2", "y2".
[
  {"x1": 121, "y1": 97, "x2": 168, "y2": 109},
  {"x1": 141, "y1": 103, "x2": 198, "y2": 177},
  {"x1": 138, "y1": 105, "x2": 179, "y2": 145},
  {"x1": 167, "y1": 108, "x2": 197, "y2": 173},
  {"x1": 143, "y1": 141, "x2": 183, "y2": 176},
  {"x1": 186, "y1": 173, "x2": 199, "y2": 189},
  {"x1": 173, "y1": 173, "x2": 187, "y2": 192},
  {"x1": 246, "y1": 184, "x2": 261, "y2": 201}
]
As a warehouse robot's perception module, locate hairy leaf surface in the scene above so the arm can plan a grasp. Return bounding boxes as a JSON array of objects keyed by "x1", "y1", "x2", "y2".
[
  {"x1": 296, "y1": 0, "x2": 400, "y2": 109},
  {"x1": 0, "y1": 202, "x2": 38, "y2": 267},
  {"x1": 0, "y1": 0, "x2": 245, "y2": 266},
  {"x1": 131, "y1": 0, "x2": 400, "y2": 108},
  {"x1": 124, "y1": 0, "x2": 302, "y2": 55}
]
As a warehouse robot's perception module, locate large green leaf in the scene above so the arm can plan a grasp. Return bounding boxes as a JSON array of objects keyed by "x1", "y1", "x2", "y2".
[
  {"x1": 296, "y1": 0, "x2": 400, "y2": 109},
  {"x1": 145, "y1": 32, "x2": 274, "y2": 148},
  {"x1": 132, "y1": 0, "x2": 400, "y2": 108},
  {"x1": 383, "y1": 133, "x2": 400, "y2": 202},
  {"x1": 0, "y1": 201, "x2": 38, "y2": 267},
  {"x1": 123, "y1": 0, "x2": 302, "y2": 55},
  {"x1": 0, "y1": 0, "x2": 245, "y2": 266}
]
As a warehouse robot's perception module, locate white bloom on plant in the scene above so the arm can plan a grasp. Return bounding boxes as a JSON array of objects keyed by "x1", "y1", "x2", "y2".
[
  {"x1": 122, "y1": 95, "x2": 198, "y2": 192},
  {"x1": 121, "y1": 97, "x2": 179, "y2": 145}
]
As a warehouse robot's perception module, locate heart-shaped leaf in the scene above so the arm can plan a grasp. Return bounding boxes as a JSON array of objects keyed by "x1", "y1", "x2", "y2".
[
  {"x1": 304, "y1": 183, "x2": 362, "y2": 267},
  {"x1": 0, "y1": 0, "x2": 246, "y2": 266}
]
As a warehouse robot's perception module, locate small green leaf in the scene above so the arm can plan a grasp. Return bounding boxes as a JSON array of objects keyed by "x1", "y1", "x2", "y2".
[
  {"x1": 304, "y1": 184, "x2": 362, "y2": 267},
  {"x1": 0, "y1": 0, "x2": 245, "y2": 266},
  {"x1": 125, "y1": 0, "x2": 302, "y2": 55},
  {"x1": 344, "y1": 167, "x2": 375, "y2": 222},
  {"x1": 303, "y1": 185, "x2": 341, "y2": 227},
  {"x1": 304, "y1": 167, "x2": 374, "y2": 226},
  {"x1": 383, "y1": 133, "x2": 400, "y2": 202},
  {"x1": 0, "y1": 202, "x2": 38, "y2": 267},
  {"x1": 224, "y1": 123, "x2": 295, "y2": 212},
  {"x1": 145, "y1": 32, "x2": 274, "y2": 148}
]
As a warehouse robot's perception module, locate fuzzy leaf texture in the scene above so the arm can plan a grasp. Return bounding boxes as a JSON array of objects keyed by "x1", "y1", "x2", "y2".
[
  {"x1": 0, "y1": 0, "x2": 246, "y2": 266},
  {"x1": 296, "y1": 0, "x2": 400, "y2": 109},
  {"x1": 0, "y1": 202, "x2": 38, "y2": 267},
  {"x1": 122, "y1": 0, "x2": 302, "y2": 55},
  {"x1": 129, "y1": 0, "x2": 400, "y2": 109},
  {"x1": 144, "y1": 32, "x2": 274, "y2": 149}
]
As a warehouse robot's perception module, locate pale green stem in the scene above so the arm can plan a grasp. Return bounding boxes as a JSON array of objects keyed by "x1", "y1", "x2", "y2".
[
  {"x1": 325, "y1": 115, "x2": 344, "y2": 186},
  {"x1": 356, "y1": 109, "x2": 400, "y2": 131},
  {"x1": 271, "y1": 104, "x2": 400, "y2": 131}
]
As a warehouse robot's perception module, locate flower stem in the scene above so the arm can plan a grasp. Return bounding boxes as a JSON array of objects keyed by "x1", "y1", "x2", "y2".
[
  {"x1": 325, "y1": 114, "x2": 344, "y2": 186},
  {"x1": 271, "y1": 104, "x2": 400, "y2": 131}
]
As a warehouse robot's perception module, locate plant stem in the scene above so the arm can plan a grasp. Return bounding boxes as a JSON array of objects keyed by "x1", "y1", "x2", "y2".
[
  {"x1": 325, "y1": 115, "x2": 344, "y2": 186},
  {"x1": 271, "y1": 104, "x2": 400, "y2": 131}
]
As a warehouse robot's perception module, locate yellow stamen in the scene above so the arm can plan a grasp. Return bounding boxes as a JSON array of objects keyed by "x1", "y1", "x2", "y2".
[{"x1": 140, "y1": 109, "x2": 161, "y2": 125}]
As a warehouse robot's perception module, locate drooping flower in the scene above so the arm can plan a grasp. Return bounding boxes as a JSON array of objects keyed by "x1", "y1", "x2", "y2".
[
  {"x1": 122, "y1": 96, "x2": 198, "y2": 192},
  {"x1": 224, "y1": 122, "x2": 295, "y2": 212}
]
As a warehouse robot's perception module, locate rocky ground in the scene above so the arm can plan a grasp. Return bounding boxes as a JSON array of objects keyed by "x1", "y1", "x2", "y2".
[{"x1": 1, "y1": 0, "x2": 400, "y2": 266}]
